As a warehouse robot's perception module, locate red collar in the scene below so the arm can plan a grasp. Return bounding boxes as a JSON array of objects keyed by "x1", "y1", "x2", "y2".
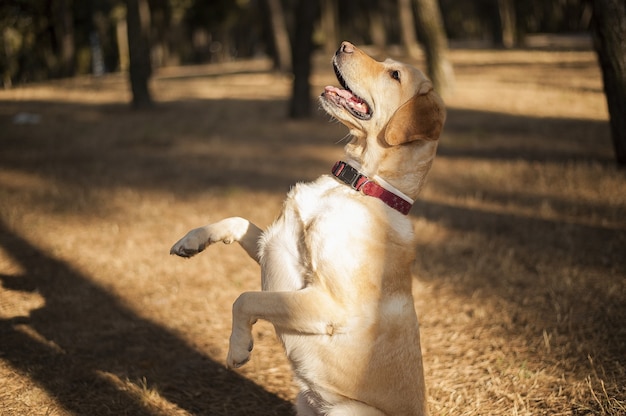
[{"x1": 331, "y1": 161, "x2": 413, "y2": 215}]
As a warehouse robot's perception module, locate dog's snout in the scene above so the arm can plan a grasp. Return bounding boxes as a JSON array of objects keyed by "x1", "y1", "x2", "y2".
[{"x1": 337, "y1": 41, "x2": 355, "y2": 56}]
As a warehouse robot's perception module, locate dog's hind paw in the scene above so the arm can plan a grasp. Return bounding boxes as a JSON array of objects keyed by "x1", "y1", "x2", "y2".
[
  {"x1": 227, "y1": 353, "x2": 250, "y2": 369},
  {"x1": 227, "y1": 336, "x2": 254, "y2": 369}
]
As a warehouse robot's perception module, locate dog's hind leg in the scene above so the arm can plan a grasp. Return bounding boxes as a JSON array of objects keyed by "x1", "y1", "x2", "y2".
[{"x1": 170, "y1": 217, "x2": 262, "y2": 263}]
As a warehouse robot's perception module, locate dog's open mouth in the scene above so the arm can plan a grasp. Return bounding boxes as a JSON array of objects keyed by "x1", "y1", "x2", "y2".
[{"x1": 323, "y1": 64, "x2": 372, "y2": 120}]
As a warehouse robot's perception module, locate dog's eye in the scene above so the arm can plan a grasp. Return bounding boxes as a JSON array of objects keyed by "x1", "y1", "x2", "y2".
[{"x1": 390, "y1": 70, "x2": 401, "y2": 82}]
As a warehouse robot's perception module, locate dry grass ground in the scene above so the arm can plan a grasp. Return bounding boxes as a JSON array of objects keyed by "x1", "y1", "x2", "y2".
[{"x1": 0, "y1": 45, "x2": 624, "y2": 415}]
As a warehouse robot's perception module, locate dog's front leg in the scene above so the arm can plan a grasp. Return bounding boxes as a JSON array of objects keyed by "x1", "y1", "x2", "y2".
[
  {"x1": 227, "y1": 288, "x2": 342, "y2": 368},
  {"x1": 170, "y1": 217, "x2": 262, "y2": 263}
]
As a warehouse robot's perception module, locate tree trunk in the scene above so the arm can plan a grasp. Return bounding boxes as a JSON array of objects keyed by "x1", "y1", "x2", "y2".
[
  {"x1": 289, "y1": 0, "x2": 319, "y2": 119},
  {"x1": 320, "y1": 0, "x2": 339, "y2": 55},
  {"x1": 116, "y1": 19, "x2": 129, "y2": 71},
  {"x1": 369, "y1": 0, "x2": 387, "y2": 52},
  {"x1": 265, "y1": 0, "x2": 292, "y2": 72},
  {"x1": 126, "y1": 0, "x2": 153, "y2": 109},
  {"x1": 412, "y1": 0, "x2": 454, "y2": 94},
  {"x1": 489, "y1": 0, "x2": 516, "y2": 48},
  {"x1": 398, "y1": 0, "x2": 421, "y2": 60},
  {"x1": 52, "y1": 0, "x2": 75, "y2": 77},
  {"x1": 590, "y1": 0, "x2": 626, "y2": 166},
  {"x1": 498, "y1": 0, "x2": 516, "y2": 48}
]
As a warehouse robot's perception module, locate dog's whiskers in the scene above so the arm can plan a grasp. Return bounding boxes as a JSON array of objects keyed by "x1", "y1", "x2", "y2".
[{"x1": 334, "y1": 132, "x2": 352, "y2": 145}]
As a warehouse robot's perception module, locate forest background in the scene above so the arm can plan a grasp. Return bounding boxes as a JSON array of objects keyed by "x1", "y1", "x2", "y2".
[{"x1": 3, "y1": 0, "x2": 624, "y2": 164}]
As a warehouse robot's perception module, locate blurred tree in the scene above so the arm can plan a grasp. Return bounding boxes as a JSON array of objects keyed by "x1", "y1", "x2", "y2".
[
  {"x1": 0, "y1": 0, "x2": 600, "y2": 92},
  {"x1": 149, "y1": 0, "x2": 172, "y2": 67},
  {"x1": 440, "y1": 0, "x2": 590, "y2": 47},
  {"x1": 127, "y1": 0, "x2": 153, "y2": 108},
  {"x1": 337, "y1": 1, "x2": 377, "y2": 47},
  {"x1": 368, "y1": 0, "x2": 387, "y2": 51},
  {"x1": 265, "y1": 0, "x2": 291, "y2": 72},
  {"x1": 491, "y1": 0, "x2": 516, "y2": 48},
  {"x1": 320, "y1": 0, "x2": 339, "y2": 54},
  {"x1": 590, "y1": 0, "x2": 626, "y2": 166},
  {"x1": 289, "y1": 0, "x2": 319, "y2": 118},
  {"x1": 398, "y1": 0, "x2": 421, "y2": 59},
  {"x1": 412, "y1": 0, "x2": 454, "y2": 94},
  {"x1": 112, "y1": 5, "x2": 129, "y2": 71},
  {"x1": 51, "y1": 0, "x2": 75, "y2": 77}
]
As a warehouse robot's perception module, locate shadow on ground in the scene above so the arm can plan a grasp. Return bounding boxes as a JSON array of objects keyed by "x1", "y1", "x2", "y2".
[
  {"x1": 0, "y1": 99, "x2": 615, "y2": 201},
  {"x1": 0, "y1": 218, "x2": 294, "y2": 415}
]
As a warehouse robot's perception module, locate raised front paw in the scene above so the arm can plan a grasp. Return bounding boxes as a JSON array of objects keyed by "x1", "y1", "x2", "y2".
[
  {"x1": 226, "y1": 331, "x2": 254, "y2": 369},
  {"x1": 170, "y1": 227, "x2": 209, "y2": 258}
]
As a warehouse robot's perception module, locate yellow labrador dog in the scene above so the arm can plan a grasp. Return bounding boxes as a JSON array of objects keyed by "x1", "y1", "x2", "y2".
[{"x1": 171, "y1": 41, "x2": 445, "y2": 415}]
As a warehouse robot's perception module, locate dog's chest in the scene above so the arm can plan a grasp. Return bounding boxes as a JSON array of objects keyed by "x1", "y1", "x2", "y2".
[
  {"x1": 260, "y1": 176, "x2": 349, "y2": 290},
  {"x1": 260, "y1": 175, "x2": 413, "y2": 292}
]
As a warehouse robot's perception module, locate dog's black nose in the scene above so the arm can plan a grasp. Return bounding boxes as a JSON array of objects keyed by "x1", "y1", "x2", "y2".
[{"x1": 337, "y1": 41, "x2": 355, "y2": 56}]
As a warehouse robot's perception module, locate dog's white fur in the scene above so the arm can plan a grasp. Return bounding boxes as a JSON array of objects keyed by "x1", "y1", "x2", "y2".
[{"x1": 171, "y1": 42, "x2": 446, "y2": 415}]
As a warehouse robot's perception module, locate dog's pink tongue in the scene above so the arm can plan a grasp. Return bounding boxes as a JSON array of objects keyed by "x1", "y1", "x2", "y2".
[
  {"x1": 325, "y1": 85, "x2": 354, "y2": 100},
  {"x1": 324, "y1": 85, "x2": 370, "y2": 115}
]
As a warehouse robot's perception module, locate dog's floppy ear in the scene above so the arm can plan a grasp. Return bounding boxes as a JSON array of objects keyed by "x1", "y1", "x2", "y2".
[{"x1": 383, "y1": 81, "x2": 445, "y2": 146}]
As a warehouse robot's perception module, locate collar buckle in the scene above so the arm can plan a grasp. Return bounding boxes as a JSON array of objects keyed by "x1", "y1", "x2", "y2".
[{"x1": 331, "y1": 161, "x2": 367, "y2": 191}]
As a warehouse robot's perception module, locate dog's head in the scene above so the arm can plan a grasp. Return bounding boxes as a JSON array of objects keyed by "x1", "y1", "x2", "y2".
[{"x1": 320, "y1": 41, "x2": 446, "y2": 197}]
